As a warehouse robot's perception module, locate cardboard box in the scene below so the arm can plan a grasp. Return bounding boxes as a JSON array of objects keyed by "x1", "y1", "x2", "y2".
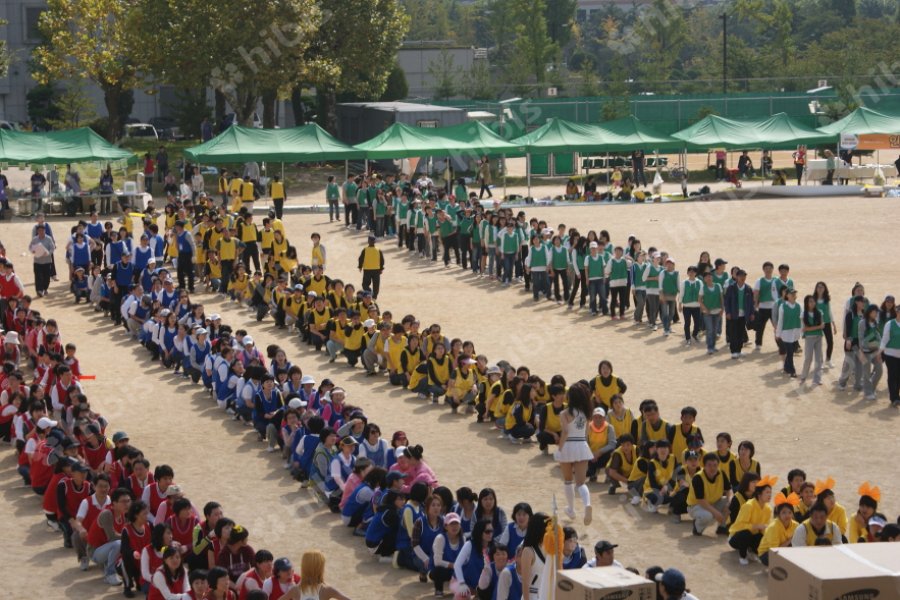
[
  {"x1": 768, "y1": 544, "x2": 900, "y2": 600},
  {"x1": 556, "y1": 567, "x2": 656, "y2": 600}
]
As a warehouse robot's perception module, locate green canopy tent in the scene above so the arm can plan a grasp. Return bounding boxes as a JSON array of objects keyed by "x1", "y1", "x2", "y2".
[
  {"x1": 673, "y1": 113, "x2": 832, "y2": 151},
  {"x1": 817, "y1": 107, "x2": 900, "y2": 135},
  {"x1": 183, "y1": 124, "x2": 366, "y2": 163},
  {"x1": 0, "y1": 127, "x2": 136, "y2": 166},
  {"x1": 594, "y1": 116, "x2": 685, "y2": 152}
]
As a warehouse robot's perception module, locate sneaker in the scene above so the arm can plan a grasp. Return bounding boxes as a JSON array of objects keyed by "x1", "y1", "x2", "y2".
[
  {"x1": 685, "y1": 339, "x2": 692, "y2": 346},
  {"x1": 104, "y1": 574, "x2": 122, "y2": 586},
  {"x1": 643, "y1": 502, "x2": 658, "y2": 514},
  {"x1": 731, "y1": 353, "x2": 740, "y2": 359},
  {"x1": 630, "y1": 496, "x2": 641, "y2": 506},
  {"x1": 692, "y1": 522, "x2": 702, "y2": 536},
  {"x1": 46, "y1": 518, "x2": 60, "y2": 532},
  {"x1": 748, "y1": 552, "x2": 759, "y2": 563},
  {"x1": 739, "y1": 557, "x2": 749, "y2": 566},
  {"x1": 865, "y1": 393, "x2": 876, "y2": 401},
  {"x1": 826, "y1": 360, "x2": 834, "y2": 369},
  {"x1": 608, "y1": 485, "x2": 617, "y2": 495},
  {"x1": 564, "y1": 507, "x2": 576, "y2": 520},
  {"x1": 266, "y1": 446, "x2": 276, "y2": 453},
  {"x1": 378, "y1": 555, "x2": 394, "y2": 564},
  {"x1": 123, "y1": 588, "x2": 136, "y2": 598},
  {"x1": 79, "y1": 557, "x2": 89, "y2": 571},
  {"x1": 283, "y1": 461, "x2": 291, "y2": 469},
  {"x1": 652, "y1": 325, "x2": 659, "y2": 331},
  {"x1": 670, "y1": 514, "x2": 681, "y2": 524}
]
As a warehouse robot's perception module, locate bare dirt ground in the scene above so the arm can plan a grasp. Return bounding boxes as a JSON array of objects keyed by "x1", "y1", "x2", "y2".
[{"x1": 1, "y1": 192, "x2": 897, "y2": 600}]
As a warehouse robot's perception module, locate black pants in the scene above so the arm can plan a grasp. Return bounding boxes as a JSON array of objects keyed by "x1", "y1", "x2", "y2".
[
  {"x1": 442, "y1": 234, "x2": 460, "y2": 266},
  {"x1": 273, "y1": 198, "x2": 284, "y2": 219},
  {"x1": 219, "y1": 260, "x2": 234, "y2": 293},
  {"x1": 824, "y1": 324, "x2": 834, "y2": 361},
  {"x1": 610, "y1": 286, "x2": 628, "y2": 317},
  {"x1": 362, "y1": 270, "x2": 381, "y2": 299},
  {"x1": 479, "y1": 179, "x2": 492, "y2": 198},
  {"x1": 729, "y1": 530, "x2": 762, "y2": 558},
  {"x1": 671, "y1": 488, "x2": 689, "y2": 515},
  {"x1": 795, "y1": 164, "x2": 804, "y2": 185},
  {"x1": 406, "y1": 227, "x2": 416, "y2": 251},
  {"x1": 177, "y1": 252, "x2": 195, "y2": 291},
  {"x1": 242, "y1": 241, "x2": 260, "y2": 273},
  {"x1": 715, "y1": 159, "x2": 726, "y2": 179},
  {"x1": 552, "y1": 270, "x2": 570, "y2": 302},
  {"x1": 459, "y1": 234, "x2": 471, "y2": 269},
  {"x1": 885, "y1": 354, "x2": 900, "y2": 404},
  {"x1": 633, "y1": 166, "x2": 646, "y2": 187},
  {"x1": 398, "y1": 225, "x2": 408, "y2": 249},
  {"x1": 683, "y1": 306, "x2": 701, "y2": 340},
  {"x1": 34, "y1": 263, "x2": 52, "y2": 294},
  {"x1": 345, "y1": 203, "x2": 354, "y2": 226},
  {"x1": 569, "y1": 272, "x2": 587, "y2": 307},
  {"x1": 430, "y1": 566, "x2": 454, "y2": 593},
  {"x1": 728, "y1": 317, "x2": 746, "y2": 354},
  {"x1": 755, "y1": 308, "x2": 772, "y2": 346},
  {"x1": 416, "y1": 233, "x2": 427, "y2": 256}
]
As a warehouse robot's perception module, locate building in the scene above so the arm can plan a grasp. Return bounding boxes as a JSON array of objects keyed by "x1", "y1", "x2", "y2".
[
  {"x1": 396, "y1": 42, "x2": 480, "y2": 100},
  {"x1": 0, "y1": 1, "x2": 165, "y2": 125}
]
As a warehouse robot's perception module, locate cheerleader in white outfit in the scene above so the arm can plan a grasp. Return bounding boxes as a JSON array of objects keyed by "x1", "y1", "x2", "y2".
[{"x1": 554, "y1": 382, "x2": 594, "y2": 525}]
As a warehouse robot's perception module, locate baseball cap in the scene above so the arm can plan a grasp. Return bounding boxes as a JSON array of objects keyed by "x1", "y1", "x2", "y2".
[
  {"x1": 287, "y1": 397, "x2": 307, "y2": 410},
  {"x1": 594, "y1": 540, "x2": 617, "y2": 554},
  {"x1": 242, "y1": 335, "x2": 254, "y2": 345},
  {"x1": 37, "y1": 417, "x2": 58, "y2": 429},
  {"x1": 300, "y1": 375, "x2": 316, "y2": 385},
  {"x1": 592, "y1": 407, "x2": 606, "y2": 418},
  {"x1": 656, "y1": 568, "x2": 686, "y2": 592},
  {"x1": 293, "y1": 284, "x2": 304, "y2": 291},
  {"x1": 340, "y1": 436, "x2": 358, "y2": 447},
  {"x1": 273, "y1": 557, "x2": 292, "y2": 574},
  {"x1": 444, "y1": 512, "x2": 462, "y2": 526},
  {"x1": 714, "y1": 258, "x2": 727, "y2": 266},
  {"x1": 394, "y1": 445, "x2": 407, "y2": 460},
  {"x1": 165, "y1": 484, "x2": 183, "y2": 497},
  {"x1": 72, "y1": 462, "x2": 91, "y2": 474},
  {"x1": 112, "y1": 431, "x2": 130, "y2": 444},
  {"x1": 368, "y1": 234, "x2": 376, "y2": 242},
  {"x1": 208, "y1": 314, "x2": 221, "y2": 321},
  {"x1": 363, "y1": 319, "x2": 376, "y2": 328},
  {"x1": 386, "y1": 471, "x2": 408, "y2": 484},
  {"x1": 589, "y1": 241, "x2": 598, "y2": 249},
  {"x1": 195, "y1": 328, "x2": 208, "y2": 336},
  {"x1": 320, "y1": 378, "x2": 334, "y2": 388},
  {"x1": 486, "y1": 365, "x2": 502, "y2": 375}
]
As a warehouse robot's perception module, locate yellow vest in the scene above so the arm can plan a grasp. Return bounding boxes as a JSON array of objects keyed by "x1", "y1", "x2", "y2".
[
  {"x1": 260, "y1": 229, "x2": 276, "y2": 251},
  {"x1": 387, "y1": 336, "x2": 407, "y2": 371},
  {"x1": 759, "y1": 519, "x2": 798, "y2": 556},
  {"x1": 207, "y1": 260, "x2": 222, "y2": 279},
  {"x1": 270, "y1": 181, "x2": 285, "y2": 199},
  {"x1": 229, "y1": 178, "x2": 243, "y2": 197},
  {"x1": 311, "y1": 245, "x2": 325, "y2": 267},
  {"x1": 587, "y1": 423, "x2": 610, "y2": 454},
  {"x1": 307, "y1": 275, "x2": 327, "y2": 297},
  {"x1": 241, "y1": 181, "x2": 255, "y2": 201},
  {"x1": 428, "y1": 355, "x2": 450, "y2": 385},
  {"x1": 452, "y1": 367, "x2": 476, "y2": 397},
  {"x1": 608, "y1": 410, "x2": 634, "y2": 440},
  {"x1": 491, "y1": 387, "x2": 512, "y2": 419},
  {"x1": 643, "y1": 457, "x2": 675, "y2": 494},
  {"x1": 803, "y1": 519, "x2": 840, "y2": 546},
  {"x1": 218, "y1": 176, "x2": 228, "y2": 193},
  {"x1": 591, "y1": 375, "x2": 623, "y2": 409},
  {"x1": 207, "y1": 228, "x2": 224, "y2": 251},
  {"x1": 731, "y1": 458, "x2": 759, "y2": 487},
  {"x1": 343, "y1": 324, "x2": 365, "y2": 351},
  {"x1": 672, "y1": 425, "x2": 699, "y2": 464},
  {"x1": 687, "y1": 470, "x2": 727, "y2": 507},
  {"x1": 543, "y1": 403, "x2": 565, "y2": 434},
  {"x1": 239, "y1": 221, "x2": 258, "y2": 243},
  {"x1": 505, "y1": 401, "x2": 533, "y2": 431},
  {"x1": 217, "y1": 238, "x2": 238, "y2": 261},
  {"x1": 628, "y1": 457, "x2": 648, "y2": 482},
  {"x1": 361, "y1": 246, "x2": 382, "y2": 270},
  {"x1": 312, "y1": 308, "x2": 332, "y2": 330},
  {"x1": 639, "y1": 418, "x2": 669, "y2": 443},
  {"x1": 848, "y1": 515, "x2": 869, "y2": 544},
  {"x1": 829, "y1": 503, "x2": 849, "y2": 535},
  {"x1": 610, "y1": 446, "x2": 635, "y2": 478}
]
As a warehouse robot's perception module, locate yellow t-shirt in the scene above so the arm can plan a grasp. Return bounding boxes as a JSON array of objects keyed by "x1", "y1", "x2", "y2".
[
  {"x1": 758, "y1": 518, "x2": 798, "y2": 556},
  {"x1": 729, "y1": 498, "x2": 772, "y2": 536}
]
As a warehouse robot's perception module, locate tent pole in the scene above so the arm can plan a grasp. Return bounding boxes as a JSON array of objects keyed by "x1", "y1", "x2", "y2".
[
  {"x1": 527, "y1": 153, "x2": 531, "y2": 199},
  {"x1": 503, "y1": 154, "x2": 507, "y2": 199},
  {"x1": 280, "y1": 162, "x2": 284, "y2": 211}
]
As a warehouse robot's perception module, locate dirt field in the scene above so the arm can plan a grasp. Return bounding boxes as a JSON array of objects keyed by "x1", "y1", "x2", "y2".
[{"x1": 1, "y1": 192, "x2": 897, "y2": 600}]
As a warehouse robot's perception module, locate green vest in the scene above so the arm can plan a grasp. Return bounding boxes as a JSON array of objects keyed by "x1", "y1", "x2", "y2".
[
  {"x1": 439, "y1": 218, "x2": 455, "y2": 238},
  {"x1": 375, "y1": 198, "x2": 387, "y2": 216},
  {"x1": 816, "y1": 300, "x2": 832, "y2": 324},
  {"x1": 397, "y1": 201, "x2": 409, "y2": 220},
  {"x1": 326, "y1": 182, "x2": 340, "y2": 200},
  {"x1": 645, "y1": 265, "x2": 661, "y2": 290},
  {"x1": 632, "y1": 262, "x2": 646, "y2": 287},
  {"x1": 862, "y1": 320, "x2": 882, "y2": 349},
  {"x1": 887, "y1": 320, "x2": 900, "y2": 349},
  {"x1": 773, "y1": 277, "x2": 794, "y2": 295},
  {"x1": 757, "y1": 277, "x2": 774, "y2": 303},
  {"x1": 702, "y1": 283, "x2": 722, "y2": 310},
  {"x1": 501, "y1": 231, "x2": 518, "y2": 253},
  {"x1": 609, "y1": 258, "x2": 628, "y2": 280},
  {"x1": 345, "y1": 182, "x2": 358, "y2": 202},
  {"x1": 712, "y1": 271, "x2": 729, "y2": 288},
  {"x1": 737, "y1": 285, "x2": 747, "y2": 313},
  {"x1": 458, "y1": 216, "x2": 474, "y2": 236},
  {"x1": 414, "y1": 210, "x2": 424, "y2": 229},
  {"x1": 682, "y1": 279, "x2": 701, "y2": 303},
  {"x1": 781, "y1": 302, "x2": 801, "y2": 330},
  {"x1": 471, "y1": 221, "x2": 482, "y2": 243},
  {"x1": 661, "y1": 271, "x2": 679, "y2": 295},
  {"x1": 551, "y1": 247, "x2": 568, "y2": 269},
  {"x1": 529, "y1": 246, "x2": 548, "y2": 268},
  {"x1": 586, "y1": 254, "x2": 605, "y2": 279},
  {"x1": 804, "y1": 310, "x2": 824, "y2": 337},
  {"x1": 850, "y1": 314, "x2": 861, "y2": 339},
  {"x1": 356, "y1": 188, "x2": 368, "y2": 207}
]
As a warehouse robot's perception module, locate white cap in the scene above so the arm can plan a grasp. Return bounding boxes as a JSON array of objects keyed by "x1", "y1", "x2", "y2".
[
  {"x1": 159, "y1": 309, "x2": 171, "y2": 317},
  {"x1": 363, "y1": 319, "x2": 376, "y2": 328},
  {"x1": 4, "y1": 331, "x2": 20, "y2": 345},
  {"x1": 394, "y1": 445, "x2": 407, "y2": 459},
  {"x1": 300, "y1": 375, "x2": 316, "y2": 385},
  {"x1": 242, "y1": 335, "x2": 254, "y2": 345},
  {"x1": 287, "y1": 398, "x2": 307, "y2": 410},
  {"x1": 592, "y1": 407, "x2": 606, "y2": 417},
  {"x1": 195, "y1": 328, "x2": 208, "y2": 336},
  {"x1": 589, "y1": 241, "x2": 599, "y2": 249},
  {"x1": 209, "y1": 313, "x2": 221, "y2": 321},
  {"x1": 37, "y1": 417, "x2": 58, "y2": 429}
]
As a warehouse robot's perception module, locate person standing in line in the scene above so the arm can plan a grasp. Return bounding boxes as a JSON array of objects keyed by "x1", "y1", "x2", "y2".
[
  {"x1": 631, "y1": 150, "x2": 647, "y2": 187},
  {"x1": 879, "y1": 308, "x2": 900, "y2": 408},
  {"x1": 325, "y1": 175, "x2": 341, "y2": 223},
  {"x1": 269, "y1": 175, "x2": 286, "y2": 220},
  {"x1": 699, "y1": 270, "x2": 723, "y2": 355},
  {"x1": 142, "y1": 153, "x2": 155, "y2": 194},
  {"x1": 714, "y1": 149, "x2": 727, "y2": 181},
  {"x1": 358, "y1": 235, "x2": 384, "y2": 300},
  {"x1": 775, "y1": 289, "x2": 802, "y2": 377},
  {"x1": 799, "y1": 294, "x2": 825, "y2": 386},
  {"x1": 478, "y1": 156, "x2": 492, "y2": 199},
  {"x1": 155, "y1": 146, "x2": 168, "y2": 184},
  {"x1": 30, "y1": 224, "x2": 56, "y2": 297},
  {"x1": 724, "y1": 269, "x2": 756, "y2": 360},
  {"x1": 658, "y1": 258, "x2": 680, "y2": 337},
  {"x1": 792, "y1": 145, "x2": 806, "y2": 185},
  {"x1": 173, "y1": 220, "x2": 196, "y2": 293},
  {"x1": 752, "y1": 262, "x2": 777, "y2": 350}
]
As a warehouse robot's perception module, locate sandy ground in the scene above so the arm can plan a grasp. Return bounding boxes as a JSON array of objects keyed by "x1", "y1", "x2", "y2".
[{"x1": 1, "y1": 193, "x2": 898, "y2": 600}]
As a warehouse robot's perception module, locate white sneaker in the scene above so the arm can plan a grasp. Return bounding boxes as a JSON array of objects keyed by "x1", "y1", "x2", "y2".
[
  {"x1": 865, "y1": 393, "x2": 876, "y2": 401},
  {"x1": 643, "y1": 502, "x2": 658, "y2": 514},
  {"x1": 630, "y1": 496, "x2": 641, "y2": 506},
  {"x1": 79, "y1": 557, "x2": 89, "y2": 571},
  {"x1": 564, "y1": 507, "x2": 576, "y2": 520},
  {"x1": 739, "y1": 557, "x2": 749, "y2": 566},
  {"x1": 104, "y1": 574, "x2": 122, "y2": 586},
  {"x1": 748, "y1": 552, "x2": 759, "y2": 563},
  {"x1": 266, "y1": 446, "x2": 276, "y2": 453}
]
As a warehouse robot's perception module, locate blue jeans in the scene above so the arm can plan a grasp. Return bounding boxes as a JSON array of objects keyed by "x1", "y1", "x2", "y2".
[
  {"x1": 704, "y1": 313, "x2": 721, "y2": 350},
  {"x1": 660, "y1": 299, "x2": 676, "y2": 332},
  {"x1": 588, "y1": 279, "x2": 606, "y2": 314},
  {"x1": 471, "y1": 245, "x2": 482, "y2": 273},
  {"x1": 92, "y1": 540, "x2": 121, "y2": 577},
  {"x1": 502, "y1": 253, "x2": 515, "y2": 284},
  {"x1": 531, "y1": 271, "x2": 550, "y2": 300}
]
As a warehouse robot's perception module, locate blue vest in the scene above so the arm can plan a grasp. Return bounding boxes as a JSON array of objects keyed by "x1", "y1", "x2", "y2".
[
  {"x1": 365, "y1": 509, "x2": 395, "y2": 545},
  {"x1": 502, "y1": 564, "x2": 522, "y2": 600},
  {"x1": 160, "y1": 290, "x2": 178, "y2": 309},
  {"x1": 253, "y1": 389, "x2": 282, "y2": 422},
  {"x1": 133, "y1": 303, "x2": 149, "y2": 321},
  {"x1": 109, "y1": 242, "x2": 124, "y2": 266},
  {"x1": 440, "y1": 532, "x2": 463, "y2": 565},
  {"x1": 140, "y1": 268, "x2": 154, "y2": 292},
  {"x1": 134, "y1": 246, "x2": 152, "y2": 271},
  {"x1": 72, "y1": 243, "x2": 90, "y2": 267},
  {"x1": 360, "y1": 440, "x2": 390, "y2": 469},
  {"x1": 420, "y1": 519, "x2": 444, "y2": 566},
  {"x1": 162, "y1": 327, "x2": 177, "y2": 352},
  {"x1": 86, "y1": 222, "x2": 103, "y2": 240},
  {"x1": 177, "y1": 231, "x2": 193, "y2": 255},
  {"x1": 503, "y1": 523, "x2": 526, "y2": 556},
  {"x1": 192, "y1": 340, "x2": 210, "y2": 366},
  {"x1": 395, "y1": 503, "x2": 422, "y2": 551},
  {"x1": 341, "y1": 482, "x2": 372, "y2": 521},
  {"x1": 114, "y1": 262, "x2": 134, "y2": 287},
  {"x1": 297, "y1": 434, "x2": 320, "y2": 475},
  {"x1": 461, "y1": 545, "x2": 486, "y2": 589}
]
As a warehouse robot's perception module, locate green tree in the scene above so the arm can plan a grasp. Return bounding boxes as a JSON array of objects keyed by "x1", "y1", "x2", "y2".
[
  {"x1": 167, "y1": 89, "x2": 212, "y2": 140},
  {"x1": 26, "y1": 84, "x2": 62, "y2": 130},
  {"x1": 427, "y1": 49, "x2": 460, "y2": 100},
  {"x1": 463, "y1": 59, "x2": 495, "y2": 100},
  {"x1": 34, "y1": 0, "x2": 143, "y2": 139},
  {"x1": 544, "y1": 0, "x2": 576, "y2": 47},
  {"x1": 633, "y1": 0, "x2": 688, "y2": 92},
  {"x1": 510, "y1": 0, "x2": 559, "y2": 91},
  {"x1": 46, "y1": 83, "x2": 96, "y2": 130},
  {"x1": 380, "y1": 64, "x2": 409, "y2": 101},
  {"x1": 601, "y1": 56, "x2": 630, "y2": 121},
  {"x1": 0, "y1": 19, "x2": 8, "y2": 78}
]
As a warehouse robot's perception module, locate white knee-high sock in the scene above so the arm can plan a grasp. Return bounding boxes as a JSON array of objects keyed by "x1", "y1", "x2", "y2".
[
  {"x1": 578, "y1": 484, "x2": 591, "y2": 507},
  {"x1": 564, "y1": 481, "x2": 575, "y2": 511}
]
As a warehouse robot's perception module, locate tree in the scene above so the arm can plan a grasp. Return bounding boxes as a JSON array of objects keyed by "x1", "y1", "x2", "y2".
[
  {"x1": 26, "y1": 84, "x2": 62, "y2": 130},
  {"x1": 428, "y1": 49, "x2": 460, "y2": 100},
  {"x1": 167, "y1": 89, "x2": 212, "y2": 140},
  {"x1": 380, "y1": 64, "x2": 409, "y2": 101},
  {"x1": 601, "y1": 56, "x2": 630, "y2": 121},
  {"x1": 0, "y1": 19, "x2": 9, "y2": 78},
  {"x1": 34, "y1": 0, "x2": 143, "y2": 140},
  {"x1": 46, "y1": 83, "x2": 96, "y2": 130},
  {"x1": 544, "y1": 0, "x2": 576, "y2": 47},
  {"x1": 463, "y1": 59, "x2": 495, "y2": 100},
  {"x1": 633, "y1": 0, "x2": 688, "y2": 91},
  {"x1": 510, "y1": 0, "x2": 559, "y2": 91}
]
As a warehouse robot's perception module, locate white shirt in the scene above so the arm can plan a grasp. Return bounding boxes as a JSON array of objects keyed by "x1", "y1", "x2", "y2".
[
  {"x1": 775, "y1": 302, "x2": 802, "y2": 343},
  {"x1": 77, "y1": 494, "x2": 111, "y2": 520},
  {"x1": 880, "y1": 319, "x2": 900, "y2": 358}
]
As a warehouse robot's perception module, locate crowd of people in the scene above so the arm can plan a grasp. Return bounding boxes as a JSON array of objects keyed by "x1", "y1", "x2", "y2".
[{"x1": 4, "y1": 168, "x2": 898, "y2": 600}]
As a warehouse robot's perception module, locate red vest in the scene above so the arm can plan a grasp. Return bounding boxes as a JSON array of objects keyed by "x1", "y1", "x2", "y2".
[
  {"x1": 238, "y1": 569, "x2": 266, "y2": 600},
  {"x1": 167, "y1": 514, "x2": 199, "y2": 548},
  {"x1": 126, "y1": 472, "x2": 154, "y2": 500},
  {"x1": 42, "y1": 472, "x2": 67, "y2": 515},
  {"x1": 81, "y1": 442, "x2": 109, "y2": 471},
  {"x1": 145, "y1": 483, "x2": 167, "y2": 515},
  {"x1": 30, "y1": 441, "x2": 56, "y2": 491},
  {"x1": 87, "y1": 509, "x2": 125, "y2": 548},
  {"x1": 81, "y1": 495, "x2": 108, "y2": 532},
  {"x1": 147, "y1": 567, "x2": 189, "y2": 600},
  {"x1": 267, "y1": 574, "x2": 301, "y2": 600},
  {"x1": 0, "y1": 273, "x2": 22, "y2": 299},
  {"x1": 60, "y1": 478, "x2": 93, "y2": 519}
]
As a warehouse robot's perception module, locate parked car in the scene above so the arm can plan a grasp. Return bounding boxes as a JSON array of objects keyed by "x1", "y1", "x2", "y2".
[
  {"x1": 125, "y1": 123, "x2": 159, "y2": 140},
  {"x1": 149, "y1": 117, "x2": 185, "y2": 141},
  {"x1": 0, "y1": 120, "x2": 21, "y2": 131}
]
